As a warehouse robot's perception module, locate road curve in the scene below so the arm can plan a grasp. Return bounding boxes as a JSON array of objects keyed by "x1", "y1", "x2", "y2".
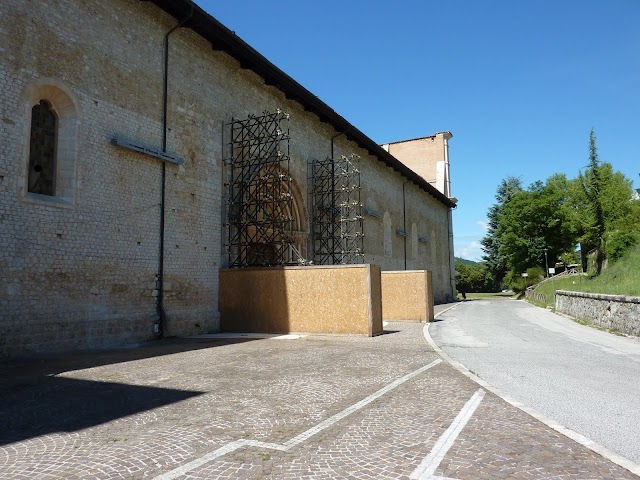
[{"x1": 429, "y1": 298, "x2": 640, "y2": 466}]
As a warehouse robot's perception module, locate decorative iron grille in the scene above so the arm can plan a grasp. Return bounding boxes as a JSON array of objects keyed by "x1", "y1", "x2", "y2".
[
  {"x1": 225, "y1": 109, "x2": 300, "y2": 267},
  {"x1": 311, "y1": 154, "x2": 364, "y2": 265}
]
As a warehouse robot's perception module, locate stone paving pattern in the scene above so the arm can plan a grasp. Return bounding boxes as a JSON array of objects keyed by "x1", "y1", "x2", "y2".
[{"x1": 0, "y1": 316, "x2": 637, "y2": 479}]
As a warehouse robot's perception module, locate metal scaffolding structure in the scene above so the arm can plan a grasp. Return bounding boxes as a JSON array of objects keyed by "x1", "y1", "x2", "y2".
[
  {"x1": 225, "y1": 109, "x2": 299, "y2": 267},
  {"x1": 311, "y1": 154, "x2": 364, "y2": 265}
]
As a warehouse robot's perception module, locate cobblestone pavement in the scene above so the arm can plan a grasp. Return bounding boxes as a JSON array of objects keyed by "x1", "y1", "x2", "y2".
[{"x1": 1, "y1": 311, "x2": 637, "y2": 479}]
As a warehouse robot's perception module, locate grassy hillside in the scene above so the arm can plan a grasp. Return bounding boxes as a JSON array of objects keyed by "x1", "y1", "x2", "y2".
[
  {"x1": 455, "y1": 257, "x2": 478, "y2": 266},
  {"x1": 534, "y1": 244, "x2": 640, "y2": 302}
]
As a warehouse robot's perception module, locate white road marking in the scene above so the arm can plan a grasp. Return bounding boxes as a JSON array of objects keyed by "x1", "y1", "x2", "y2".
[
  {"x1": 410, "y1": 388, "x2": 486, "y2": 480},
  {"x1": 426, "y1": 320, "x2": 640, "y2": 477},
  {"x1": 153, "y1": 359, "x2": 443, "y2": 480}
]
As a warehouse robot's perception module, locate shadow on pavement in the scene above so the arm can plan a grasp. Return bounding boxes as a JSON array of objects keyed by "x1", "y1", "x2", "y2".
[
  {"x1": 0, "y1": 337, "x2": 256, "y2": 446},
  {"x1": 0, "y1": 377, "x2": 202, "y2": 446},
  {"x1": 380, "y1": 330, "x2": 401, "y2": 335},
  {"x1": 0, "y1": 336, "x2": 255, "y2": 384}
]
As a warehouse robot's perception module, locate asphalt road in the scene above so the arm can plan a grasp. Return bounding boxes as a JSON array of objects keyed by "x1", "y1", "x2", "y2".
[{"x1": 430, "y1": 298, "x2": 640, "y2": 466}]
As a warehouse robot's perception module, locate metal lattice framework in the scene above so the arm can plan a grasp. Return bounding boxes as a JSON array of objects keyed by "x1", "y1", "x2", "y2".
[
  {"x1": 311, "y1": 154, "x2": 364, "y2": 265},
  {"x1": 226, "y1": 109, "x2": 301, "y2": 267}
]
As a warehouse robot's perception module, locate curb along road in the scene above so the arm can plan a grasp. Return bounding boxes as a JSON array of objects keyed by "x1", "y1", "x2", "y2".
[{"x1": 428, "y1": 302, "x2": 640, "y2": 477}]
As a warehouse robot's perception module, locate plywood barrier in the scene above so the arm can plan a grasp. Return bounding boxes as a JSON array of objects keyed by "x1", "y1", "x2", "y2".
[
  {"x1": 219, "y1": 264, "x2": 383, "y2": 336},
  {"x1": 381, "y1": 270, "x2": 434, "y2": 322}
]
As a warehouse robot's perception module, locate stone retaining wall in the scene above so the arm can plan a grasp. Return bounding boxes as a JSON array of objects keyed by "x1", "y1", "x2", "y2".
[{"x1": 555, "y1": 290, "x2": 640, "y2": 337}]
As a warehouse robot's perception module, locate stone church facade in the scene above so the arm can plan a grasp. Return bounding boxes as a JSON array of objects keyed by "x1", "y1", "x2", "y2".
[{"x1": 0, "y1": 0, "x2": 457, "y2": 356}]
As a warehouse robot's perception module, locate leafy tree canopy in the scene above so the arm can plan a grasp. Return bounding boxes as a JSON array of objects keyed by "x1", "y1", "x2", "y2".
[
  {"x1": 479, "y1": 129, "x2": 637, "y2": 287},
  {"x1": 480, "y1": 176, "x2": 522, "y2": 283},
  {"x1": 496, "y1": 175, "x2": 575, "y2": 274},
  {"x1": 455, "y1": 262, "x2": 495, "y2": 293}
]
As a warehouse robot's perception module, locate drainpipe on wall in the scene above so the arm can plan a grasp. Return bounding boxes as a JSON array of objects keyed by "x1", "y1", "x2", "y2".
[
  {"x1": 330, "y1": 131, "x2": 344, "y2": 160},
  {"x1": 402, "y1": 180, "x2": 408, "y2": 270},
  {"x1": 156, "y1": 5, "x2": 193, "y2": 338}
]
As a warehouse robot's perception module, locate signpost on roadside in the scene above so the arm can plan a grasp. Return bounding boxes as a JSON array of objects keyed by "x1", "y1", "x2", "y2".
[
  {"x1": 548, "y1": 267, "x2": 556, "y2": 306},
  {"x1": 544, "y1": 248, "x2": 550, "y2": 278},
  {"x1": 544, "y1": 248, "x2": 555, "y2": 307}
]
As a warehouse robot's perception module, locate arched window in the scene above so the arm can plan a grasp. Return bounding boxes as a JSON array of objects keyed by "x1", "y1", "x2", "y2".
[
  {"x1": 244, "y1": 166, "x2": 308, "y2": 266},
  {"x1": 383, "y1": 212, "x2": 392, "y2": 257},
  {"x1": 28, "y1": 100, "x2": 58, "y2": 196},
  {"x1": 411, "y1": 223, "x2": 418, "y2": 261},
  {"x1": 22, "y1": 79, "x2": 79, "y2": 207}
]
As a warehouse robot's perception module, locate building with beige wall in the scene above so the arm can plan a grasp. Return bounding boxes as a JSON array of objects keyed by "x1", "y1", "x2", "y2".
[
  {"x1": 0, "y1": 0, "x2": 456, "y2": 356},
  {"x1": 381, "y1": 132, "x2": 453, "y2": 197}
]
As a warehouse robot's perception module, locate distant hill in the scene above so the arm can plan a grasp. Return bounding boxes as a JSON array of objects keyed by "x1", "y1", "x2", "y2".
[{"x1": 455, "y1": 257, "x2": 479, "y2": 266}]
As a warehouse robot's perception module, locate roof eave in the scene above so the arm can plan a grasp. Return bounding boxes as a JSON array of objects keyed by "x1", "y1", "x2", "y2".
[{"x1": 147, "y1": 0, "x2": 456, "y2": 209}]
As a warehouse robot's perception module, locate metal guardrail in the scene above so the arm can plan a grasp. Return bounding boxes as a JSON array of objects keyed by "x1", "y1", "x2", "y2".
[
  {"x1": 525, "y1": 270, "x2": 584, "y2": 306},
  {"x1": 525, "y1": 289, "x2": 547, "y2": 304}
]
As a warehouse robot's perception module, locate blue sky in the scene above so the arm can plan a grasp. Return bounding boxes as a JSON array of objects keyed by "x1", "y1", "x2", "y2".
[{"x1": 202, "y1": 0, "x2": 640, "y2": 261}]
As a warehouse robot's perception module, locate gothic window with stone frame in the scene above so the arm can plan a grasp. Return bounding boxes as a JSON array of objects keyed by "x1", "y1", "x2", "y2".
[{"x1": 28, "y1": 100, "x2": 58, "y2": 196}]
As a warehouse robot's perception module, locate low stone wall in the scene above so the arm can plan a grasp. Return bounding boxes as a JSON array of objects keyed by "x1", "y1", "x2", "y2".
[
  {"x1": 219, "y1": 265, "x2": 383, "y2": 336},
  {"x1": 555, "y1": 290, "x2": 640, "y2": 336},
  {"x1": 381, "y1": 270, "x2": 434, "y2": 322}
]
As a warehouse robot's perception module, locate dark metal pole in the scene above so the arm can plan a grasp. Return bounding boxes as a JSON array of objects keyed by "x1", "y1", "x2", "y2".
[
  {"x1": 157, "y1": 5, "x2": 193, "y2": 337},
  {"x1": 544, "y1": 248, "x2": 549, "y2": 278},
  {"x1": 402, "y1": 181, "x2": 407, "y2": 270}
]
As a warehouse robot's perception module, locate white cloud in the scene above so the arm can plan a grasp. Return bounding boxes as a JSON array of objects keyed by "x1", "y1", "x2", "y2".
[
  {"x1": 455, "y1": 240, "x2": 483, "y2": 262},
  {"x1": 476, "y1": 220, "x2": 489, "y2": 231}
]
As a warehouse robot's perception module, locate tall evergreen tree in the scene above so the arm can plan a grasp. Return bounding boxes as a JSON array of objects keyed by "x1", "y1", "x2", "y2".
[
  {"x1": 481, "y1": 130, "x2": 637, "y2": 284},
  {"x1": 481, "y1": 176, "x2": 522, "y2": 287},
  {"x1": 580, "y1": 129, "x2": 607, "y2": 274}
]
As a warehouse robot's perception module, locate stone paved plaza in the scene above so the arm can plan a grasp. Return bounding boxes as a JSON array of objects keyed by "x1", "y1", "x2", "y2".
[{"x1": 1, "y1": 316, "x2": 637, "y2": 479}]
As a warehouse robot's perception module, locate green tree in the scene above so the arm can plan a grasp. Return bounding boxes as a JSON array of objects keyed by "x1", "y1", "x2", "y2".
[
  {"x1": 482, "y1": 131, "x2": 637, "y2": 286},
  {"x1": 455, "y1": 262, "x2": 493, "y2": 293},
  {"x1": 481, "y1": 177, "x2": 522, "y2": 288},
  {"x1": 578, "y1": 129, "x2": 606, "y2": 273},
  {"x1": 569, "y1": 130, "x2": 636, "y2": 271},
  {"x1": 496, "y1": 175, "x2": 576, "y2": 278},
  {"x1": 605, "y1": 195, "x2": 640, "y2": 262}
]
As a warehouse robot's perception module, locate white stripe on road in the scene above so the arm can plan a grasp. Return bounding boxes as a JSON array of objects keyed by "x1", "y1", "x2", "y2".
[
  {"x1": 410, "y1": 388, "x2": 486, "y2": 480},
  {"x1": 154, "y1": 359, "x2": 443, "y2": 480}
]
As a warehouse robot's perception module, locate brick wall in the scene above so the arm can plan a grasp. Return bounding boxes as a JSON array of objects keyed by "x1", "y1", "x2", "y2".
[
  {"x1": 385, "y1": 134, "x2": 448, "y2": 186},
  {"x1": 1, "y1": 0, "x2": 221, "y2": 355},
  {"x1": 0, "y1": 0, "x2": 455, "y2": 356}
]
